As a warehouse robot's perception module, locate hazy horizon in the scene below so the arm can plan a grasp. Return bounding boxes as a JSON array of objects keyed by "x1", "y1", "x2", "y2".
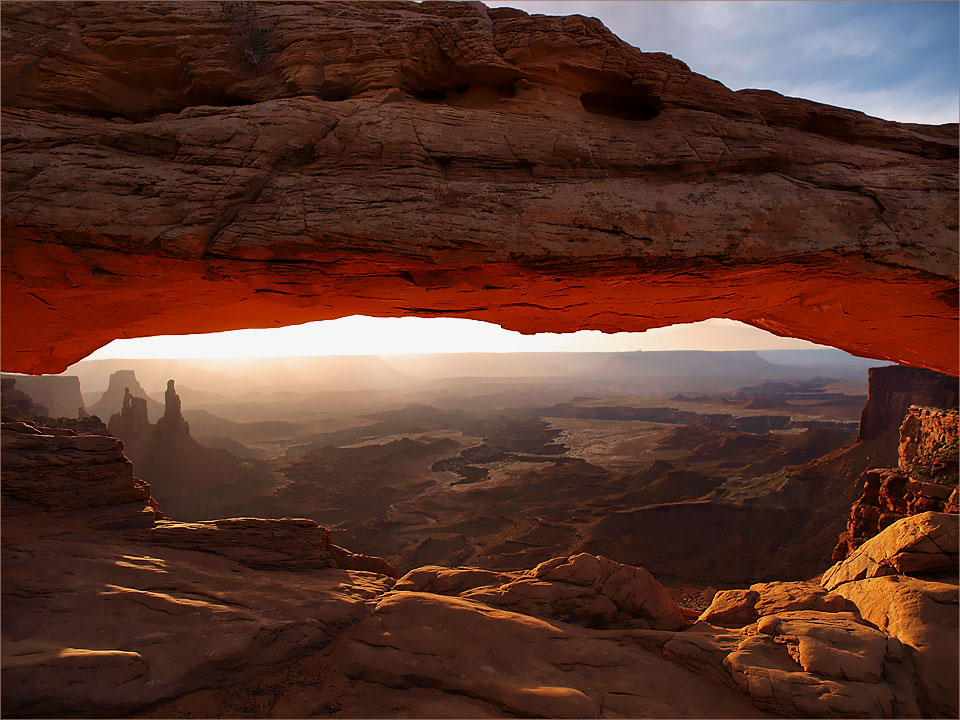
[{"x1": 77, "y1": 316, "x2": 832, "y2": 363}]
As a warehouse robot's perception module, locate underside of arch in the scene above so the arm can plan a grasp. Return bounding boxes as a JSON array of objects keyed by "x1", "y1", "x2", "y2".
[{"x1": 1, "y1": 1, "x2": 956, "y2": 375}]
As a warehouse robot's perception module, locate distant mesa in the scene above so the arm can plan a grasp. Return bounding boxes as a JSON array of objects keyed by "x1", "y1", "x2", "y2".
[
  {"x1": 1, "y1": 377, "x2": 49, "y2": 419},
  {"x1": 88, "y1": 369, "x2": 164, "y2": 422},
  {"x1": 0, "y1": 373, "x2": 83, "y2": 418}
]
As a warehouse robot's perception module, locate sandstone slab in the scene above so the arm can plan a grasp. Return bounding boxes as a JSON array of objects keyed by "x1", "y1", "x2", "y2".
[
  {"x1": 698, "y1": 580, "x2": 854, "y2": 628},
  {"x1": 822, "y1": 511, "x2": 959, "y2": 590},
  {"x1": 833, "y1": 575, "x2": 959, "y2": 718},
  {"x1": 327, "y1": 590, "x2": 766, "y2": 718},
  {"x1": 1, "y1": 517, "x2": 393, "y2": 718}
]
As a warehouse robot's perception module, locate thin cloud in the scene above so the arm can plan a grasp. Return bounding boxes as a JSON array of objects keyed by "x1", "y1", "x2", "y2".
[{"x1": 483, "y1": 1, "x2": 959, "y2": 124}]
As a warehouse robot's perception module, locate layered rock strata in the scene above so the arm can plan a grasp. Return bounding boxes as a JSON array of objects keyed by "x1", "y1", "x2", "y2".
[
  {"x1": 857, "y1": 366, "x2": 958, "y2": 455},
  {"x1": 1, "y1": 1, "x2": 957, "y2": 375},
  {"x1": 0, "y1": 418, "x2": 399, "y2": 717},
  {"x1": 834, "y1": 405, "x2": 958, "y2": 559}
]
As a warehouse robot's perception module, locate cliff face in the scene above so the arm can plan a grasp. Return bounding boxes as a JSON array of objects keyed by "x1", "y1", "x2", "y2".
[
  {"x1": 1, "y1": 1, "x2": 956, "y2": 375},
  {"x1": 1, "y1": 377, "x2": 48, "y2": 418},
  {"x1": 0, "y1": 373, "x2": 84, "y2": 418},
  {"x1": 857, "y1": 366, "x2": 958, "y2": 462},
  {"x1": 834, "y1": 406, "x2": 958, "y2": 561}
]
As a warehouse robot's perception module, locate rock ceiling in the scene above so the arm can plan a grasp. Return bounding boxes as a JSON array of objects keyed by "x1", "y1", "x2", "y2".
[{"x1": 2, "y1": 1, "x2": 956, "y2": 374}]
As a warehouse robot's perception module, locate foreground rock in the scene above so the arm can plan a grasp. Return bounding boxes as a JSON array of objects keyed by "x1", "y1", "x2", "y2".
[
  {"x1": 698, "y1": 580, "x2": 854, "y2": 627},
  {"x1": 398, "y1": 552, "x2": 685, "y2": 631},
  {"x1": 1, "y1": 418, "x2": 397, "y2": 717},
  {"x1": 2, "y1": 2, "x2": 956, "y2": 374},
  {"x1": 823, "y1": 511, "x2": 958, "y2": 589},
  {"x1": 822, "y1": 511, "x2": 959, "y2": 718},
  {"x1": 1, "y1": 514, "x2": 393, "y2": 718},
  {"x1": 328, "y1": 591, "x2": 763, "y2": 719}
]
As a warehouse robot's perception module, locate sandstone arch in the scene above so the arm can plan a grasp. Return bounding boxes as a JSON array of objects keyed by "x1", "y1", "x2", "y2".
[{"x1": 1, "y1": 1, "x2": 956, "y2": 375}]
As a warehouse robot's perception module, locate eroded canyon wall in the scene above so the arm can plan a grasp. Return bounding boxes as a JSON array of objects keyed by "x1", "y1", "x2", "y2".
[{"x1": 1, "y1": 1, "x2": 957, "y2": 374}]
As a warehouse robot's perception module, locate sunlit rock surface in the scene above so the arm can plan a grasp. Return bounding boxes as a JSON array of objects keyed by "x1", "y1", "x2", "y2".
[
  {"x1": 835, "y1": 395, "x2": 958, "y2": 560},
  {"x1": 1, "y1": 1, "x2": 957, "y2": 374}
]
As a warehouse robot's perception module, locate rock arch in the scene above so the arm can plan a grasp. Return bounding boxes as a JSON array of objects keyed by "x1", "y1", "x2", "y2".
[{"x1": 1, "y1": 1, "x2": 956, "y2": 375}]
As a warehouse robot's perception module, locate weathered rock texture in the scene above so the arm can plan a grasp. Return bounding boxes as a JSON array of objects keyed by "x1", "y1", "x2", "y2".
[
  {"x1": 1, "y1": 416, "x2": 399, "y2": 717},
  {"x1": 1, "y1": 418, "x2": 155, "y2": 521},
  {"x1": 1, "y1": 1, "x2": 957, "y2": 375},
  {"x1": 396, "y1": 552, "x2": 686, "y2": 631},
  {"x1": 857, "y1": 366, "x2": 958, "y2": 455},
  {"x1": 821, "y1": 512, "x2": 959, "y2": 718},
  {"x1": 834, "y1": 405, "x2": 958, "y2": 560}
]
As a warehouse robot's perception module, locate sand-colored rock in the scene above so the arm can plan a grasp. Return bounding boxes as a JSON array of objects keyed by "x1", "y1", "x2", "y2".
[
  {"x1": 698, "y1": 580, "x2": 854, "y2": 628},
  {"x1": 723, "y1": 610, "x2": 918, "y2": 717},
  {"x1": 833, "y1": 575, "x2": 959, "y2": 718},
  {"x1": 1, "y1": 1, "x2": 956, "y2": 375},
  {"x1": 899, "y1": 407, "x2": 959, "y2": 472},
  {"x1": 395, "y1": 565, "x2": 517, "y2": 595},
  {"x1": 397, "y1": 553, "x2": 685, "y2": 631},
  {"x1": 327, "y1": 590, "x2": 765, "y2": 718},
  {"x1": 822, "y1": 511, "x2": 959, "y2": 591}
]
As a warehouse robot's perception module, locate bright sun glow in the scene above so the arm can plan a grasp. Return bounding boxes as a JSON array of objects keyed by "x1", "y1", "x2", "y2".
[{"x1": 81, "y1": 317, "x2": 827, "y2": 360}]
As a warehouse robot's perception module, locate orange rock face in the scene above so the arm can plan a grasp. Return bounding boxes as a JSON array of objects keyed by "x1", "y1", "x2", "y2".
[{"x1": 2, "y1": 1, "x2": 957, "y2": 374}]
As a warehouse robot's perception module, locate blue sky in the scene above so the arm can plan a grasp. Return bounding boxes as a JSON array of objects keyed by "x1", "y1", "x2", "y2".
[{"x1": 485, "y1": 0, "x2": 960, "y2": 123}]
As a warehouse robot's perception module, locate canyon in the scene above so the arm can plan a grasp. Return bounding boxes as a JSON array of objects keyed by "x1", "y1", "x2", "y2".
[
  {"x1": 1, "y1": 1, "x2": 958, "y2": 719},
  {"x1": 1, "y1": 359, "x2": 957, "y2": 718}
]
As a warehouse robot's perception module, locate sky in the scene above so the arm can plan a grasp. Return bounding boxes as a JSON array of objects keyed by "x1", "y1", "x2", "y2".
[
  {"x1": 83, "y1": 1, "x2": 957, "y2": 361},
  {"x1": 486, "y1": 0, "x2": 960, "y2": 124}
]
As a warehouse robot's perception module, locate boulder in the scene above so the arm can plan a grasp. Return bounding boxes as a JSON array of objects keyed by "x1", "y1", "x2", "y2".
[
  {"x1": 698, "y1": 580, "x2": 855, "y2": 628},
  {"x1": 822, "y1": 511, "x2": 959, "y2": 591}
]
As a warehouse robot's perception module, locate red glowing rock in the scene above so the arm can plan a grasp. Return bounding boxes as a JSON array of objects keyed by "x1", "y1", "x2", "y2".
[{"x1": 1, "y1": 1, "x2": 956, "y2": 374}]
